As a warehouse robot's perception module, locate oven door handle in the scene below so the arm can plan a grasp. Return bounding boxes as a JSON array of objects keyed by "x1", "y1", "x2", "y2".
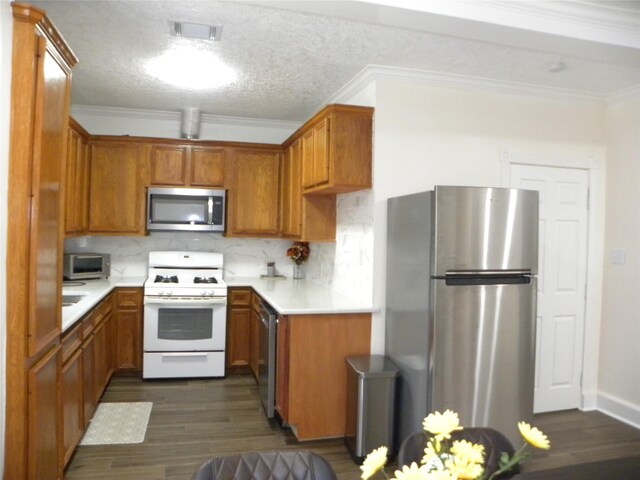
[
  {"x1": 144, "y1": 297, "x2": 227, "y2": 306},
  {"x1": 160, "y1": 352, "x2": 209, "y2": 358}
]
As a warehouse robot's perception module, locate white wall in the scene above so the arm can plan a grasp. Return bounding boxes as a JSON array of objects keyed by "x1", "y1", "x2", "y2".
[
  {"x1": 65, "y1": 233, "x2": 295, "y2": 278},
  {"x1": 0, "y1": 0, "x2": 13, "y2": 474},
  {"x1": 598, "y1": 88, "x2": 640, "y2": 426},
  {"x1": 369, "y1": 78, "x2": 607, "y2": 363},
  {"x1": 71, "y1": 105, "x2": 298, "y2": 144}
]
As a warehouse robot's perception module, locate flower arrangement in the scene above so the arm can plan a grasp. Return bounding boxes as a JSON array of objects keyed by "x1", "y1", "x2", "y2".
[
  {"x1": 361, "y1": 410, "x2": 550, "y2": 480},
  {"x1": 286, "y1": 241, "x2": 310, "y2": 265}
]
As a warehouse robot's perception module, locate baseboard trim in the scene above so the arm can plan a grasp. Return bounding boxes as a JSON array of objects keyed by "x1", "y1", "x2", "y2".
[
  {"x1": 596, "y1": 391, "x2": 640, "y2": 429},
  {"x1": 581, "y1": 391, "x2": 598, "y2": 411}
]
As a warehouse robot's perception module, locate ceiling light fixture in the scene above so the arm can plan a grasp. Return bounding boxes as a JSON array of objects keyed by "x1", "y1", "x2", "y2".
[
  {"x1": 145, "y1": 46, "x2": 237, "y2": 90},
  {"x1": 170, "y1": 21, "x2": 222, "y2": 41}
]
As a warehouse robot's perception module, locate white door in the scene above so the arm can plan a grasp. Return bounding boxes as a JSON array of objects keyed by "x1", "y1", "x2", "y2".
[{"x1": 510, "y1": 164, "x2": 589, "y2": 413}]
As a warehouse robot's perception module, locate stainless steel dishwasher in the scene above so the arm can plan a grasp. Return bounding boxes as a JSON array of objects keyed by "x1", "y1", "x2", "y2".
[{"x1": 258, "y1": 300, "x2": 277, "y2": 418}]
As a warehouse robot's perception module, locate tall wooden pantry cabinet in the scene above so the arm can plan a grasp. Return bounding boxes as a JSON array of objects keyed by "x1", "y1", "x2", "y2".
[{"x1": 5, "y1": 3, "x2": 77, "y2": 479}]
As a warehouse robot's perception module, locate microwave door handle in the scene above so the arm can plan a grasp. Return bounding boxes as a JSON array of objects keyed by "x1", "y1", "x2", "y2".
[{"x1": 207, "y1": 197, "x2": 214, "y2": 225}]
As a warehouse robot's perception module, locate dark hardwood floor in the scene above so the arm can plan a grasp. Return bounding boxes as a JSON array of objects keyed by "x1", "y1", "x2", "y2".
[{"x1": 64, "y1": 375, "x2": 640, "y2": 480}]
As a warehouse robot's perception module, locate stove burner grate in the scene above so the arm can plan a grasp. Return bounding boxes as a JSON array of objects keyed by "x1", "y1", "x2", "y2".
[
  {"x1": 194, "y1": 276, "x2": 218, "y2": 284},
  {"x1": 154, "y1": 275, "x2": 179, "y2": 284}
]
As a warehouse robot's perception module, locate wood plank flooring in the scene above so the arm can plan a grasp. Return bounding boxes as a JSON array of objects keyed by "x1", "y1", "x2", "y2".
[{"x1": 64, "y1": 375, "x2": 640, "y2": 480}]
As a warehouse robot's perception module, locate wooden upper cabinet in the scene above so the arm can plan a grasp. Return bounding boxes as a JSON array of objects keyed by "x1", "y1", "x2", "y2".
[
  {"x1": 87, "y1": 140, "x2": 146, "y2": 235},
  {"x1": 312, "y1": 117, "x2": 330, "y2": 187},
  {"x1": 148, "y1": 143, "x2": 225, "y2": 188},
  {"x1": 301, "y1": 129, "x2": 315, "y2": 190},
  {"x1": 294, "y1": 105, "x2": 373, "y2": 195},
  {"x1": 27, "y1": 38, "x2": 73, "y2": 357},
  {"x1": 65, "y1": 119, "x2": 89, "y2": 236},
  {"x1": 190, "y1": 147, "x2": 225, "y2": 187},
  {"x1": 148, "y1": 145, "x2": 188, "y2": 186},
  {"x1": 227, "y1": 148, "x2": 281, "y2": 237},
  {"x1": 281, "y1": 140, "x2": 302, "y2": 237},
  {"x1": 281, "y1": 139, "x2": 336, "y2": 242}
]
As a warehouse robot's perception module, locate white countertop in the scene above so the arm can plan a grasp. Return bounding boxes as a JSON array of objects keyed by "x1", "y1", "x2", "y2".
[
  {"x1": 225, "y1": 276, "x2": 376, "y2": 315},
  {"x1": 61, "y1": 275, "x2": 375, "y2": 333},
  {"x1": 61, "y1": 276, "x2": 146, "y2": 332}
]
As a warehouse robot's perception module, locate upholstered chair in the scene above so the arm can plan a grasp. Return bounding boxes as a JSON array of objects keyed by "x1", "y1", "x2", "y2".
[{"x1": 193, "y1": 450, "x2": 337, "y2": 480}]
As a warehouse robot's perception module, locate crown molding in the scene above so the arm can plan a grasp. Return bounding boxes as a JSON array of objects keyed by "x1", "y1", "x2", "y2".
[
  {"x1": 606, "y1": 84, "x2": 640, "y2": 103},
  {"x1": 328, "y1": 64, "x2": 606, "y2": 106},
  {"x1": 354, "y1": 0, "x2": 640, "y2": 48},
  {"x1": 70, "y1": 105, "x2": 300, "y2": 130},
  {"x1": 468, "y1": 0, "x2": 640, "y2": 47}
]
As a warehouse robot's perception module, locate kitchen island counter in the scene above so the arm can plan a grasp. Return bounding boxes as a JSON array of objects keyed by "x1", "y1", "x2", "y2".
[
  {"x1": 61, "y1": 276, "x2": 146, "y2": 332},
  {"x1": 225, "y1": 276, "x2": 376, "y2": 315}
]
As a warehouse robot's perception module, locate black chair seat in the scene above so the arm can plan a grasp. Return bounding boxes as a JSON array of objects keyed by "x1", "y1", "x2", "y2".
[
  {"x1": 397, "y1": 427, "x2": 519, "y2": 478},
  {"x1": 193, "y1": 450, "x2": 338, "y2": 480}
]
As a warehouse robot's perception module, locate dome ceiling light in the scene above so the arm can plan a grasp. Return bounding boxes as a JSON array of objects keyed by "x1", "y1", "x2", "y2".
[
  {"x1": 145, "y1": 19, "x2": 236, "y2": 90},
  {"x1": 145, "y1": 46, "x2": 237, "y2": 90}
]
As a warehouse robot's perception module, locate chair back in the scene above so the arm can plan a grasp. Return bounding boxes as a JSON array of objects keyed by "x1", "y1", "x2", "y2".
[
  {"x1": 194, "y1": 450, "x2": 338, "y2": 480},
  {"x1": 397, "y1": 427, "x2": 518, "y2": 477}
]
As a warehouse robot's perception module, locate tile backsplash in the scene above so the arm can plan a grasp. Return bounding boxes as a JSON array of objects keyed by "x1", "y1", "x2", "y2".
[{"x1": 65, "y1": 191, "x2": 374, "y2": 301}]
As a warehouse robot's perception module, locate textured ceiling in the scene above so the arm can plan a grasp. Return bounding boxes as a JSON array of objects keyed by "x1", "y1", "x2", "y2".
[{"x1": 30, "y1": 0, "x2": 640, "y2": 122}]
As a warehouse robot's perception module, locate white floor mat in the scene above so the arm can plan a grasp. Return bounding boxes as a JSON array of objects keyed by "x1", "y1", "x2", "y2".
[{"x1": 80, "y1": 402, "x2": 152, "y2": 445}]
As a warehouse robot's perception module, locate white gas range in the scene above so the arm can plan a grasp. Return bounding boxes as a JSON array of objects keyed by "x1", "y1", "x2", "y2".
[{"x1": 143, "y1": 251, "x2": 227, "y2": 379}]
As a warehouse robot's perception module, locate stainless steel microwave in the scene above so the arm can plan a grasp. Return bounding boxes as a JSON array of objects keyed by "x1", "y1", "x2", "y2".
[
  {"x1": 63, "y1": 253, "x2": 111, "y2": 280},
  {"x1": 147, "y1": 187, "x2": 226, "y2": 232}
]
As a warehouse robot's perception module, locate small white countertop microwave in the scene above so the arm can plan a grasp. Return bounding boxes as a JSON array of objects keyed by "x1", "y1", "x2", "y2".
[{"x1": 62, "y1": 276, "x2": 376, "y2": 333}]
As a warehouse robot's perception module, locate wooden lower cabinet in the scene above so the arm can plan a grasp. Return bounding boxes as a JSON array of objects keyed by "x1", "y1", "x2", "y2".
[
  {"x1": 249, "y1": 292, "x2": 262, "y2": 379},
  {"x1": 81, "y1": 331, "x2": 96, "y2": 429},
  {"x1": 61, "y1": 348, "x2": 83, "y2": 467},
  {"x1": 226, "y1": 288, "x2": 252, "y2": 373},
  {"x1": 28, "y1": 344, "x2": 62, "y2": 480},
  {"x1": 93, "y1": 319, "x2": 109, "y2": 402},
  {"x1": 275, "y1": 313, "x2": 371, "y2": 440},
  {"x1": 59, "y1": 291, "x2": 120, "y2": 470},
  {"x1": 115, "y1": 288, "x2": 143, "y2": 373}
]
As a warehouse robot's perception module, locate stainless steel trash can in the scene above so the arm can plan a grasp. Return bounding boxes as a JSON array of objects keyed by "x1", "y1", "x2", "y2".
[{"x1": 345, "y1": 355, "x2": 398, "y2": 463}]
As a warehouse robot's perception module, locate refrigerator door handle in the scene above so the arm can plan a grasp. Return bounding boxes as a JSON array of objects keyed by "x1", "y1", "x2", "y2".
[
  {"x1": 444, "y1": 271, "x2": 533, "y2": 286},
  {"x1": 444, "y1": 269, "x2": 532, "y2": 277}
]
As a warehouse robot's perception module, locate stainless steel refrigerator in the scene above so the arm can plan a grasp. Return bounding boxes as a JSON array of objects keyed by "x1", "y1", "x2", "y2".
[{"x1": 385, "y1": 186, "x2": 538, "y2": 446}]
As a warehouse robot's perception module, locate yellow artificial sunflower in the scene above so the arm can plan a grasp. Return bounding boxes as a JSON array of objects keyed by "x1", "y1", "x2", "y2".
[
  {"x1": 445, "y1": 455, "x2": 483, "y2": 480},
  {"x1": 360, "y1": 446, "x2": 388, "y2": 479},
  {"x1": 424, "y1": 469, "x2": 459, "y2": 480},
  {"x1": 423, "y1": 410, "x2": 463, "y2": 440},
  {"x1": 392, "y1": 462, "x2": 437, "y2": 480},
  {"x1": 450, "y1": 440, "x2": 485, "y2": 465},
  {"x1": 421, "y1": 442, "x2": 439, "y2": 466},
  {"x1": 518, "y1": 422, "x2": 550, "y2": 450}
]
